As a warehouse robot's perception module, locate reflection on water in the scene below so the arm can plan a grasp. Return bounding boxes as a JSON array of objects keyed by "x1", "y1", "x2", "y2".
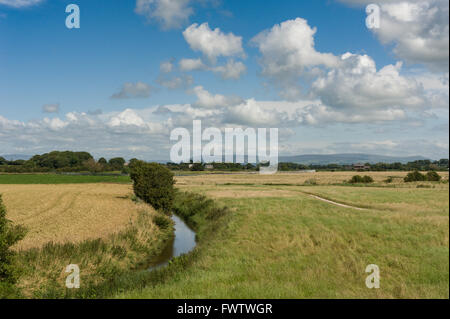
[{"x1": 148, "y1": 215, "x2": 196, "y2": 271}]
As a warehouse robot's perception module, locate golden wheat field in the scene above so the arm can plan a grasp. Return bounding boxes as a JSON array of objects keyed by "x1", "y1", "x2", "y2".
[{"x1": 0, "y1": 183, "x2": 146, "y2": 250}]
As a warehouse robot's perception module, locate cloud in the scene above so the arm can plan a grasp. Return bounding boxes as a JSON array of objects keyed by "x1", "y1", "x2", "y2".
[
  {"x1": 377, "y1": 1, "x2": 448, "y2": 71},
  {"x1": 0, "y1": 0, "x2": 43, "y2": 8},
  {"x1": 179, "y1": 57, "x2": 247, "y2": 80},
  {"x1": 339, "y1": 0, "x2": 449, "y2": 72},
  {"x1": 252, "y1": 17, "x2": 436, "y2": 113},
  {"x1": 1, "y1": 97, "x2": 447, "y2": 161},
  {"x1": 224, "y1": 99, "x2": 282, "y2": 126},
  {"x1": 312, "y1": 53, "x2": 425, "y2": 110},
  {"x1": 179, "y1": 58, "x2": 207, "y2": 71},
  {"x1": 0, "y1": 109, "x2": 170, "y2": 160},
  {"x1": 251, "y1": 17, "x2": 340, "y2": 100},
  {"x1": 183, "y1": 22, "x2": 245, "y2": 63},
  {"x1": 251, "y1": 18, "x2": 339, "y2": 79},
  {"x1": 160, "y1": 60, "x2": 174, "y2": 73},
  {"x1": 135, "y1": 0, "x2": 194, "y2": 30},
  {"x1": 111, "y1": 82, "x2": 154, "y2": 99},
  {"x1": 211, "y1": 60, "x2": 246, "y2": 80},
  {"x1": 157, "y1": 74, "x2": 194, "y2": 89},
  {"x1": 191, "y1": 85, "x2": 243, "y2": 109},
  {"x1": 42, "y1": 103, "x2": 60, "y2": 114},
  {"x1": 108, "y1": 109, "x2": 146, "y2": 127}
]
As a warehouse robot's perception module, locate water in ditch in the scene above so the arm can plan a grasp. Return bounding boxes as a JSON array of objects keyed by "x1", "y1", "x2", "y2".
[{"x1": 148, "y1": 215, "x2": 196, "y2": 271}]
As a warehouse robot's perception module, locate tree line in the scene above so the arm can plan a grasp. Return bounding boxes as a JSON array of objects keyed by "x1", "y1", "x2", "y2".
[
  {"x1": 0, "y1": 151, "x2": 448, "y2": 173},
  {"x1": 0, "y1": 151, "x2": 127, "y2": 173}
]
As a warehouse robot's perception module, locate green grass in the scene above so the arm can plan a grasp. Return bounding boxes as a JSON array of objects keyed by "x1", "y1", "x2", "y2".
[
  {"x1": 0, "y1": 174, "x2": 131, "y2": 184},
  {"x1": 118, "y1": 186, "x2": 449, "y2": 299},
  {"x1": 0, "y1": 172, "x2": 235, "y2": 184}
]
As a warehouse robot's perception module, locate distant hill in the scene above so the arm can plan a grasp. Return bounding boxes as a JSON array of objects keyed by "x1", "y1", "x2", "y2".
[
  {"x1": 279, "y1": 153, "x2": 430, "y2": 165},
  {"x1": 0, "y1": 154, "x2": 32, "y2": 161}
]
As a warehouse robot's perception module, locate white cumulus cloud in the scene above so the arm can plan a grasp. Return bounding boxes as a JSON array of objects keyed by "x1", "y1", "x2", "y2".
[
  {"x1": 179, "y1": 58, "x2": 207, "y2": 72},
  {"x1": 211, "y1": 60, "x2": 247, "y2": 80},
  {"x1": 183, "y1": 22, "x2": 245, "y2": 63}
]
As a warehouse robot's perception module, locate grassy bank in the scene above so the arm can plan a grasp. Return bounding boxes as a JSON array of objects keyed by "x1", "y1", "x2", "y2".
[{"x1": 13, "y1": 208, "x2": 174, "y2": 298}]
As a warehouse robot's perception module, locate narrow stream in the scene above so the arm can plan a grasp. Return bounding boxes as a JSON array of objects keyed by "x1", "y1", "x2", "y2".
[{"x1": 148, "y1": 215, "x2": 196, "y2": 271}]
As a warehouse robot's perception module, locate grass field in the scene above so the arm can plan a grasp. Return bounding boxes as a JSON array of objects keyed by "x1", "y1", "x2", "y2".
[
  {"x1": 0, "y1": 171, "x2": 448, "y2": 298},
  {"x1": 122, "y1": 172, "x2": 449, "y2": 299}
]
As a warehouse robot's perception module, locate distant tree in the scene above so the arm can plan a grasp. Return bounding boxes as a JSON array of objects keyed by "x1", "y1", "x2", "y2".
[
  {"x1": 8, "y1": 160, "x2": 26, "y2": 166},
  {"x1": 0, "y1": 157, "x2": 6, "y2": 165},
  {"x1": 29, "y1": 151, "x2": 93, "y2": 169},
  {"x1": 108, "y1": 157, "x2": 126, "y2": 171},
  {"x1": 130, "y1": 161, "x2": 175, "y2": 213},
  {"x1": 438, "y1": 159, "x2": 449, "y2": 168},
  {"x1": 83, "y1": 158, "x2": 103, "y2": 173},
  {"x1": 98, "y1": 158, "x2": 107, "y2": 165},
  {"x1": 0, "y1": 195, "x2": 27, "y2": 295},
  {"x1": 191, "y1": 163, "x2": 204, "y2": 171},
  {"x1": 426, "y1": 171, "x2": 441, "y2": 182},
  {"x1": 349, "y1": 175, "x2": 374, "y2": 184},
  {"x1": 404, "y1": 170, "x2": 427, "y2": 182}
]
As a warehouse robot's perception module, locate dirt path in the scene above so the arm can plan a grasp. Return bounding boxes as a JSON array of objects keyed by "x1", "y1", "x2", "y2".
[{"x1": 308, "y1": 194, "x2": 367, "y2": 211}]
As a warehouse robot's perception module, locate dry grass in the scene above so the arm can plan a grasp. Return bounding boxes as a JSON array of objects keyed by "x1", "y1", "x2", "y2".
[
  {"x1": 0, "y1": 183, "x2": 143, "y2": 250},
  {"x1": 175, "y1": 171, "x2": 449, "y2": 187},
  {"x1": 206, "y1": 188, "x2": 299, "y2": 198}
]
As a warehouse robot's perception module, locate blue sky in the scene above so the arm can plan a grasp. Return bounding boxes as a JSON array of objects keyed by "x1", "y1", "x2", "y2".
[{"x1": 0, "y1": 0, "x2": 448, "y2": 160}]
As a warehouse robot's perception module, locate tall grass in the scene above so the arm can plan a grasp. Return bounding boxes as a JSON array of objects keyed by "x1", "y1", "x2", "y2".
[{"x1": 15, "y1": 210, "x2": 173, "y2": 298}]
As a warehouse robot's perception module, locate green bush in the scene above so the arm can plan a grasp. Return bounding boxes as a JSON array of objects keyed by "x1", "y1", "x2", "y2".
[
  {"x1": 349, "y1": 175, "x2": 374, "y2": 184},
  {"x1": 384, "y1": 177, "x2": 393, "y2": 183},
  {"x1": 0, "y1": 195, "x2": 27, "y2": 296},
  {"x1": 152, "y1": 215, "x2": 172, "y2": 230},
  {"x1": 404, "y1": 170, "x2": 427, "y2": 182},
  {"x1": 130, "y1": 161, "x2": 175, "y2": 213},
  {"x1": 426, "y1": 171, "x2": 441, "y2": 182}
]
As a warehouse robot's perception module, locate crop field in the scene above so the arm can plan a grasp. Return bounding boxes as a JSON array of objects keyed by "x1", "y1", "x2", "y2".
[
  {"x1": 0, "y1": 171, "x2": 448, "y2": 298},
  {"x1": 0, "y1": 183, "x2": 142, "y2": 250}
]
